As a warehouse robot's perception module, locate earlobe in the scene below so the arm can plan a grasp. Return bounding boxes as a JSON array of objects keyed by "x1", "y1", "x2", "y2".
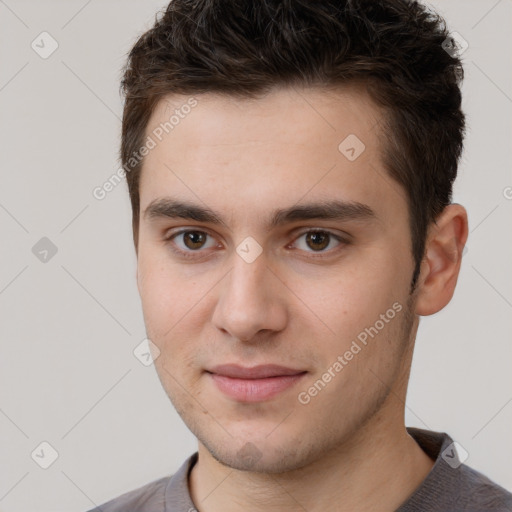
[{"x1": 414, "y1": 204, "x2": 468, "y2": 316}]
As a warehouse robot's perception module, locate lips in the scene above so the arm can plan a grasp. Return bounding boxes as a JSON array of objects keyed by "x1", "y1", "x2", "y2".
[
  {"x1": 206, "y1": 364, "x2": 307, "y2": 402},
  {"x1": 208, "y1": 364, "x2": 306, "y2": 379}
]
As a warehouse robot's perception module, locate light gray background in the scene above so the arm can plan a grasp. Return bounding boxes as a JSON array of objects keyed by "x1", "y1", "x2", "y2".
[{"x1": 0, "y1": 1, "x2": 511, "y2": 510}]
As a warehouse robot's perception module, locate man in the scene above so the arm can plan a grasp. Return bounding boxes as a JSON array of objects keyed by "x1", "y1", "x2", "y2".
[{"x1": 89, "y1": 0, "x2": 512, "y2": 510}]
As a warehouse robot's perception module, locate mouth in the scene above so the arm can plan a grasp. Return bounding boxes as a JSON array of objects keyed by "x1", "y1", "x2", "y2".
[{"x1": 205, "y1": 364, "x2": 308, "y2": 402}]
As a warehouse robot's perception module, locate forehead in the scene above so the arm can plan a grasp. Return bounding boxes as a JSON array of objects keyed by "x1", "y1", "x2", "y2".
[
  {"x1": 138, "y1": 85, "x2": 405, "y2": 231},
  {"x1": 145, "y1": 85, "x2": 382, "y2": 150}
]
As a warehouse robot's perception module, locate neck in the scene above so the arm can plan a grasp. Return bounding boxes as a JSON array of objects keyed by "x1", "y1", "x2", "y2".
[{"x1": 189, "y1": 408, "x2": 434, "y2": 512}]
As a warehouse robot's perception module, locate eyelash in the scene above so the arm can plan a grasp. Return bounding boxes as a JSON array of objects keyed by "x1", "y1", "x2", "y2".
[{"x1": 164, "y1": 228, "x2": 349, "y2": 261}]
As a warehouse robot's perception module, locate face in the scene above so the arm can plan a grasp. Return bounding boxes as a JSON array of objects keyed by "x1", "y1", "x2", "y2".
[{"x1": 136, "y1": 86, "x2": 419, "y2": 472}]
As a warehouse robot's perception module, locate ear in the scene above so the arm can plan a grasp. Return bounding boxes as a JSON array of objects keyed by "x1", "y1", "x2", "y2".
[{"x1": 415, "y1": 204, "x2": 468, "y2": 316}]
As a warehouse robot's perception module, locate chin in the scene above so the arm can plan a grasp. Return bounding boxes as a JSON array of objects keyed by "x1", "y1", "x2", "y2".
[
  {"x1": 210, "y1": 445, "x2": 309, "y2": 474},
  {"x1": 196, "y1": 425, "x2": 321, "y2": 474}
]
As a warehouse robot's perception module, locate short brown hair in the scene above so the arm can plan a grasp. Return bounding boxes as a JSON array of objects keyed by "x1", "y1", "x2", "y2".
[{"x1": 120, "y1": 0, "x2": 465, "y2": 292}]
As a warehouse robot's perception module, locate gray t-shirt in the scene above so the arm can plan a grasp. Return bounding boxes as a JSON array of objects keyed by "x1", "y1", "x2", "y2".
[{"x1": 87, "y1": 427, "x2": 512, "y2": 511}]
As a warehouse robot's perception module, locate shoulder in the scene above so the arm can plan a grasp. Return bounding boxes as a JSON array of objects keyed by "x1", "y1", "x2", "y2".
[
  {"x1": 84, "y1": 452, "x2": 199, "y2": 512},
  {"x1": 455, "y1": 463, "x2": 512, "y2": 511},
  {"x1": 401, "y1": 427, "x2": 512, "y2": 511},
  {"x1": 85, "y1": 475, "x2": 171, "y2": 512}
]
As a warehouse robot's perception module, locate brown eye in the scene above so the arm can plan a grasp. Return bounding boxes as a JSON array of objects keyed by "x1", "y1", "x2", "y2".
[
  {"x1": 182, "y1": 231, "x2": 207, "y2": 250},
  {"x1": 165, "y1": 229, "x2": 218, "y2": 259},
  {"x1": 291, "y1": 229, "x2": 347, "y2": 257},
  {"x1": 305, "y1": 231, "x2": 330, "y2": 251}
]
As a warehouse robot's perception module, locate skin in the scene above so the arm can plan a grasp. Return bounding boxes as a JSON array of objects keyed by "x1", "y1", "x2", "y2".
[{"x1": 135, "y1": 85, "x2": 468, "y2": 511}]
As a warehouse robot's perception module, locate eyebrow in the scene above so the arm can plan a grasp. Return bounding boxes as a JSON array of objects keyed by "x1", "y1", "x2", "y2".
[{"x1": 143, "y1": 197, "x2": 377, "y2": 230}]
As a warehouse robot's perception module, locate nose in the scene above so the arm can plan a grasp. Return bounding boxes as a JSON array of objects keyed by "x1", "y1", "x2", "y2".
[{"x1": 211, "y1": 250, "x2": 287, "y2": 343}]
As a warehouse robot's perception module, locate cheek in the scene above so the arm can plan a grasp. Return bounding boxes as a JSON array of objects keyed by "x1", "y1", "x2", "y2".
[
  {"x1": 289, "y1": 253, "x2": 407, "y2": 357},
  {"x1": 138, "y1": 252, "x2": 183, "y2": 340},
  {"x1": 137, "y1": 253, "x2": 212, "y2": 362},
  {"x1": 138, "y1": 271, "x2": 171, "y2": 331}
]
